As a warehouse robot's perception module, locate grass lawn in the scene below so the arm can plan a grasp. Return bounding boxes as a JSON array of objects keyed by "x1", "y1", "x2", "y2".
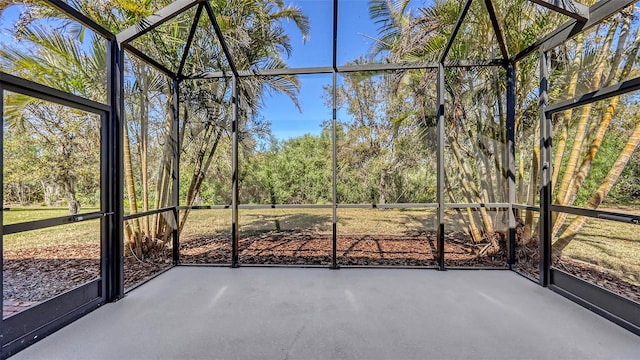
[
  {"x1": 556, "y1": 214, "x2": 640, "y2": 286},
  {"x1": 3, "y1": 206, "x2": 640, "y2": 286},
  {"x1": 3, "y1": 207, "x2": 101, "y2": 251}
]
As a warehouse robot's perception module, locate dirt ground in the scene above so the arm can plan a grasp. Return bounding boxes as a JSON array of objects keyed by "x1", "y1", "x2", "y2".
[
  {"x1": 3, "y1": 231, "x2": 637, "y2": 318},
  {"x1": 514, "y1": 238, "x2": 640, "y2": 303}
]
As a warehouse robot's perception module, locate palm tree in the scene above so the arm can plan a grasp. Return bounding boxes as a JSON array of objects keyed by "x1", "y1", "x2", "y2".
[
  {"x1": 2, "y1": 0, "x2": 309, "y2": 258},
  {"x1": 1, "y1": 19, "x2": 106, "y2": 214}
]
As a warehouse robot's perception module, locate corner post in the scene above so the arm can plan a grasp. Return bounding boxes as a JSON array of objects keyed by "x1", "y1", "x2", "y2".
[
  {"x1": 331, "y1": 0, "x2": 339, "y2": 270},
  {"x1": 231, "y1": 77, "x2": 240, "y2": 268},
  {"x1": 539, "y1": 50, "x2": 552, "y2": 286},
  {"x1": 506, "y1": 61, "x2": 517, "y2": 267},
  {"x1": 436, "y1": 63, "x2": 446, "y2": 270},
  {"x1": 171, "y1": 79, "x2": 180, "y2": 265},
  {"x1": 107, "y1": 39, "x2": 125, "y2": 300}
]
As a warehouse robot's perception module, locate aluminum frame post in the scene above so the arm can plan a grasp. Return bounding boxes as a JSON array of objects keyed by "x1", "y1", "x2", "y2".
[
  {"x1": 331, "y1": 72, "x2": 338, "y2": 270},
  {"x1": 506, "y1": 62, "x2": 517, "y2": 267},
  {"x1": 107, "y1": 40, "x2": 125, "y2": 300},
  {"x1": 0, "y1": 80, "x2": 5, "y2": 345},
  {"x1": 436, "y1": 63, "x2": 446, "y2": 270},
  {"x1": 331, "y1": 0, "x2": 339, "y2": 270},
  {"x1": 539, "y1": 50, "x2": 552, "y2": 286},
  {"x1": 231, "y1": 77, "x2": 239, "y2": 268},
  {"x1": 171, "y1": 80, "x2": 180, "y2": 265}
]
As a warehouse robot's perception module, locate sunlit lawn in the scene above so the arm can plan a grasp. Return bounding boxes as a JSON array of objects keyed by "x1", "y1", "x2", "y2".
[
  {"x1": 557, "y1": 214, "x2": 640, "y2": 286},
  {"x1": 3, "y1": 207, "x2": 101, "y2": 251},
  {"x1": 3, "y1": 206, "x2": 640, "y2": 285}
]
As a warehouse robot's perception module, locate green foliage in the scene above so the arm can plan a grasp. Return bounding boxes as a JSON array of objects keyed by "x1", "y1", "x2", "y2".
[{"x1": 609, "y1": 147, "x2": 640, "y2": 205}]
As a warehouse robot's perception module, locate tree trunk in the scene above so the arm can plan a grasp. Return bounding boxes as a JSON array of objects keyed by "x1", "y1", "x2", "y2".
[
  {"x1": 554, "y1": 116, "x2": 640, "y2": 251},
  {"x1": 140, "y1": 76, "x2": 150, "y2": 236},
  {"x1": 123, "y1": 116, "x2": 141, "y2": 253},
  {"x1": 523, "y1": 120, "x2": 540, "y2": 242}
]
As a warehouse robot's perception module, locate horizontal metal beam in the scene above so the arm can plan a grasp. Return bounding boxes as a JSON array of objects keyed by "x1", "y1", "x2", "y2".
[
  {"x1": 116, "y1": 0, "x2": 201, "y2": 44},
  {"x1": 0, "y1": 72, "x2": 110, "y2": 113},
  {"x1": 3, "y1": 211, "x2": 105, "y2": 235},
  {"x1": 514, "y1": 0, "x2": 635, "y2": 62},
  {"x1": 123, "y1": 44, "x2": 177, "y2": 80},
  {"x1": 527, "y1": 0, "x2": 589, "y2": 21},
  {"x1": 512, "y1": 204, "x2": 541, "y2": 212},
  {"x1": 182, "y1": 60, "x2": 503, "y2": 80},
  {"x1": 550, "y1": 269, "x2": 640, "y2": 335},
  {"x1": 337, "y1": 203, "x2": 439, "y2": 209},
  {"x1": 180, "y1": 203, "x2": 440, "y2": 210},
  {"x1": 123, "y1": 207, "x2": 176, "y2": 221},
  {"x1": 545, "y1": 76, "x2": 640, "y2": 114},
  {"x1": 550, "y1": 204, "x2": 640, "y2": 224},
  {"x1": 444, "y1": 203, "x2": 511, "y2": 209},
  {"x1": 338, "y1": 63, "x2": 437, "y2": 72},
  {"x1": 183, "y1": 66, "x2": 334, "y2": 79},
  {"x1": 179, "y1": 205, "x2": 232, "y2": 210}
]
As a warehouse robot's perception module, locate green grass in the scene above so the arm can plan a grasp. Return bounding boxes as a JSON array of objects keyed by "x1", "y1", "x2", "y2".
[
  {"x1": 3, "y1": 207, "x2": 101, "y2": 251},
  {"x1": 3, "y1": 206, "x2": 640, "y2": 287},
  {"x1": 557, "y1": 214, "x2": 640, "y2": 286},
  {"x1": 180, "y1": 208, "x2": 438, "y2": 240}
]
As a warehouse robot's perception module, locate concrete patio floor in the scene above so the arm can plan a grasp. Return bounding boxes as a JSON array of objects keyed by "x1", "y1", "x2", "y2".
[{"x1": 12, "y1": 267, "x2": 640, "y2": 360}]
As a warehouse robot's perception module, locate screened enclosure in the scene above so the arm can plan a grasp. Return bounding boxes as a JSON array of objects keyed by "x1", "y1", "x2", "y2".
[{"x1": 0, "y1": 0, "x2": 639, "y2": 357}]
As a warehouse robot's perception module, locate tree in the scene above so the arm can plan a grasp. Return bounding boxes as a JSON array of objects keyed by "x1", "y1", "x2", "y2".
[{"x1": 1, "y1": 17, "x2": 105, "y2": 214}]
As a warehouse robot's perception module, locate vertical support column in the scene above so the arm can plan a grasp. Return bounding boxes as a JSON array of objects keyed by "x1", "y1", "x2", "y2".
[
  {"x1": 107, "y1": 40, "x2": 125, "y2": 300},
  {"x1": 539, "y1": 50, "x2": 552, "y2": 286},
  {"x1": 231, "y1": 77, "x2": 239, "y2": 268},
  {"x1": 331, "y1": 0, "x2": 339, "y2": 269},
  {"x1": 0, "y1": 80, "x2": 5, "y2": 341},
  {"x1": 171, "y1": 80, "x2": 180, "y2": 265},
  {"x1": 332, "y1": 72, "x2": 338, "y2": 270},
  {"x1": 506, "y1": 62, "x2": 517, "y2": 267},
  {"x1": 436, "y1": 63, "x2": 446, "y2": 271}
]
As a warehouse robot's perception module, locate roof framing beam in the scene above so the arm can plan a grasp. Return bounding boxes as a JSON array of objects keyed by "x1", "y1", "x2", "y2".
[
  {"x1": 527, "y1": 0, "x2": 589, "y2": 22},
  {"x1": 484, "y1": 0, "x2": 509, "y2": 60},
  {"x1": 203, "y1": 1, "x2": 240, "y2": 78},
  {"x1": 117, "y1": 0, "x2": 202, "y2": 44},
  {"x1": 440, "y1": 0, "x2": 474, "y2": 63},
  {"x1": 182, "y1": 60, "x2": 503, "y2": 79},
  {"x1": 514, "y1": 0, "x2": 635, "y2": 62},
  {"x1": 177, "y1": 3, "x2": 204, "y2": 77},
  {"x1": 46, "y1": 0, "x2": 115, "y2": 41},
  {"x1": 123, "y1": 43, "x2": 177, "y2": 80}
]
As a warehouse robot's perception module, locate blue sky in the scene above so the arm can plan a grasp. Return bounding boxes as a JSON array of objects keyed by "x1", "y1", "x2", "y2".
[
  {"x1": 261, "y1": 0, "x2": 431, "y2": 140},
  {"x1": 0, "y1": 1, "x2": 432, "y2": 140},
  {"x1": 262, "y1": 0, "x2": 386, "y2": 140}
]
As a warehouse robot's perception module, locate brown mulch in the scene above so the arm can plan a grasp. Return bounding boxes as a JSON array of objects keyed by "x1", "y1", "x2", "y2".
[
  {"x1": 3, "y1": 245, "x2": 171, "y2": 304},
  {"x1": 514, "y1": 236, "x2": 640, "y2": 303},
  {"x1": 180, "y1": 230, "x2": 506, "y2": 267},
  {"x1": 554, "y1": 257, "x2": 640, "y2": 303},
  {"x1": 3, "y1": 231, "x2": 638, "y2": 307}
]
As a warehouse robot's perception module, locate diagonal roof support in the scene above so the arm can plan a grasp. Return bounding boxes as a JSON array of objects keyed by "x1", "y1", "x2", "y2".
[
  {"x1": 528, "y1": 0, "x2": 589, "y2": 21},
  {"x1": 117, "y1": 0, "x2": 202, "y2": 44},
  {"x1": 514, "y1": 0, "x2": 634, "y2": 62},
  {"x1": 123, "y1": 43, "x2": 177, "y2": 79},
  {"x1": 440, "y1": 0, "x2": 474, "y2": 63},
  {"x1": 203, "y1": 1, "x2": 240, "y2": 78},
  {"x1": 484, "y1": 0, "x2": 509, "y2": 61},
  {"x1": 177, "y1": 3, "x2": 204, "y2": 77}
]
